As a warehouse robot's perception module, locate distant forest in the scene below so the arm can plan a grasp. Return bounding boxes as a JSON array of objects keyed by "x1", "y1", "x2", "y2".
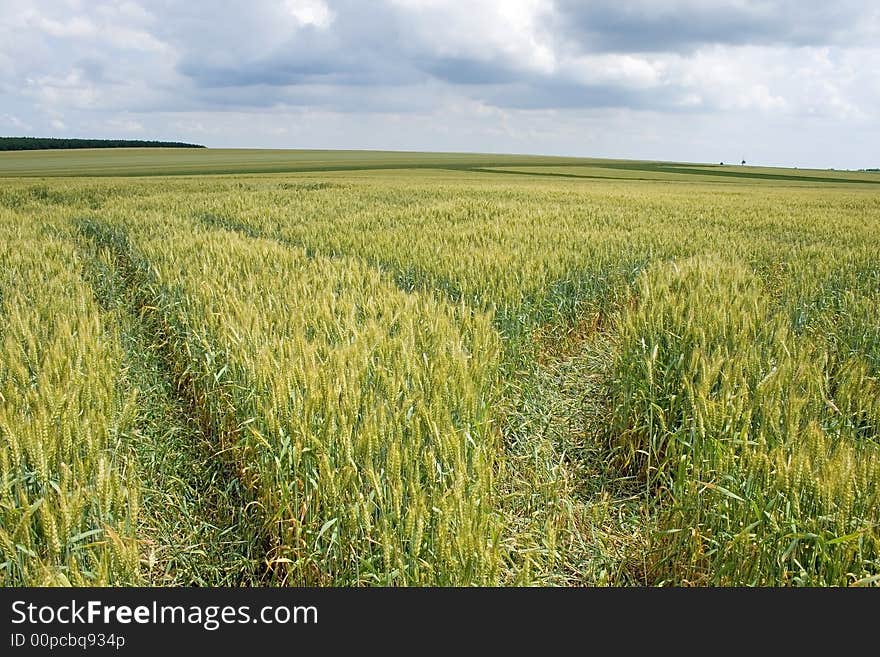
[{"x1": 0, "y1": 137, "x2": 206, "y2": 151}]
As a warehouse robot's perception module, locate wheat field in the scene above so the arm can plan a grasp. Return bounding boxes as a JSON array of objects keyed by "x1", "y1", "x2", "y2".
[{"x1": 1, "y1": 151, "x2": 878, "y2": 586}]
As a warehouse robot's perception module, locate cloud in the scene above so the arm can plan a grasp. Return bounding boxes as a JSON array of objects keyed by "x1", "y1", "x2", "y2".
[
  {"x1": 0, "y1": 1, "x2": 877, "y2": 167},
  {"x1": 1, "y1": 113, "x2": 31, "y2": 132},
  {"x1": 138, "y1": 0, "x2": 878, "y2": 117},
  {"x1": 550, "y1": 1, "x2": 880, "y2": 53},
  {"x1": 283, "y1": 0, "x2": 335, "y2": 28}
]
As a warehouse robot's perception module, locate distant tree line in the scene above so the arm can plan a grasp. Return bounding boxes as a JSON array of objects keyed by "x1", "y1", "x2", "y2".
[{"x1": 0, "y1": 137, "x2": 206, "y2": 151}]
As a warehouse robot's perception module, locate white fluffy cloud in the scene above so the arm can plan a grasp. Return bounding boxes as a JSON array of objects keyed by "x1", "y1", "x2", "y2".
[{"x1": 0, "y1": 0, "x2": 877, "y2": 168}]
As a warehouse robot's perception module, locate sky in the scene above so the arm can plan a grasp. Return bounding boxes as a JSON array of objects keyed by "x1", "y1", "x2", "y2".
[{"x1": 1, "y1": 0, "x2": 878, "y2": 169}]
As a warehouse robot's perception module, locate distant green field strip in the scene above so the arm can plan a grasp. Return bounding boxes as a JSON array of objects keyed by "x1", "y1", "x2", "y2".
[
  {"x1": 469, "y1": 167, "x2": 684, "y2": 184},
  {"x1": 476, "y1": 165, "x2": 880, "y2": 186},
  {"x1": 0, "y1": 161, "x2": 547, "y2": 178},
  {"x1": 632, "y1": 164, "x2": 880, "y2": 185},
  {"x1": 0, "y1": 149, "x2": 584, "y2": 177},
  {"x1": 577, "y1": 160, "x2": 880, "y2": 184}
]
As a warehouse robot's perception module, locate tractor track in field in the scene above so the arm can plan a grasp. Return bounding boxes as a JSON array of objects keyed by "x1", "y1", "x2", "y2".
[
  {"x1": 75, "y1": 218, "x2": 265, "y2": 585},
  {"x1": 192, "y1": 210, "x2": 648, "y2": 584},
  {"x1": 498, "y1": 314, "x2": 651, "y2": 585}
]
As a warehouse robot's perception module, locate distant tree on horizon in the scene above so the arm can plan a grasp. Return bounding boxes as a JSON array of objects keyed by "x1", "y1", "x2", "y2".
[{"x1": 0, "y1": 137, "x2": 205, "y2": 151}]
